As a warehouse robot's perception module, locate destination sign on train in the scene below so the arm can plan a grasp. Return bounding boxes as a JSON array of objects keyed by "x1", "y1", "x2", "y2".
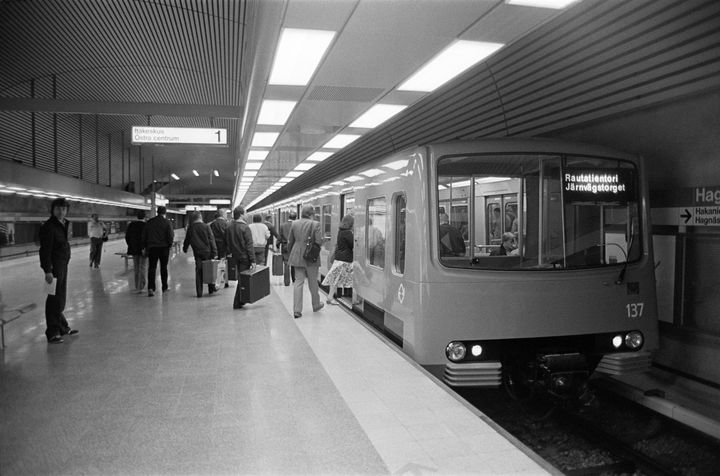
[
  {"x1": 562, "y1": 168, "x2": 634, "y2": 203},
  {"x1": 131, "y1": 126, "x2": 227, "y2": 145}
]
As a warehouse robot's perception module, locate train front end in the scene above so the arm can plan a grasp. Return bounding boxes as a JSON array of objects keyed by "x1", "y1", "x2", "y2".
[{"x1": 419, "y1": 140, "x2": 659, "y2": 400}]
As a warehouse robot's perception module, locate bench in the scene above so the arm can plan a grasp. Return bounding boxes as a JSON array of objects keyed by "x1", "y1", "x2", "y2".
[
  {"x1": 1, "y1": 302, "x2": 37, "y2": 349},
  {"x1": 115, "y1": 252, "x2": 131, "y2": 270}
]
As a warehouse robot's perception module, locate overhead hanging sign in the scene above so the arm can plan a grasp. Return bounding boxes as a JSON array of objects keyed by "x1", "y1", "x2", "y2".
[{"x1": 131, "y1": 126, "x2": 227, "y2": 145}]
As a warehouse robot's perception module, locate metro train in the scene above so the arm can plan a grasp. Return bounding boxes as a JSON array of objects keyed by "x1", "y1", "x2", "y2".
[{"x1": 260, "y1": 138, "x2": 659, "y2": 400}]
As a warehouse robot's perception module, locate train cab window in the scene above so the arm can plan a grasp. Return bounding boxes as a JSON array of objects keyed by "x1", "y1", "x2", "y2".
[
  {"x1": 437, "y1": 153, "x2": 641, "y2": 270},
  {"x1": 394, "y1": 194, "x2": 406, "y2": 274},
  {"x1": 322, "y1": 204, "x2": 332, "y2": 239},
  {"x1": 366, "y1": 197, "x2": 386, "y2": 269},
  {"x1": 313, "y1": 206, "x2": 320, "y2": 223}
]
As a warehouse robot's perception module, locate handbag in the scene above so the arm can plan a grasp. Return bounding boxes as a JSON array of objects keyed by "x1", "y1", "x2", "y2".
[
  {"x1": 303, "y1": 226, "x2": 321, "y2": 263},
  {"x1": 101, "y1": 232, "x2": 108, "y2": 242}
]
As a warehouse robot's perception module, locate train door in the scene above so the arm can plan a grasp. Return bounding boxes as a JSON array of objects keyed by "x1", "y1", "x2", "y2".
[
  {"x1": 385, "y1": 192, "x2": 407, "y2": 345},
  {"x1": 486, "y1": 194, "x2": 517, "y2": 245}
]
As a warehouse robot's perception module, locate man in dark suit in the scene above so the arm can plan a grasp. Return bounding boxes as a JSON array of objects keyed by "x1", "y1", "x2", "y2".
[
  {"x1": 142, "y1": 206, "x2": 174, "y2": 296},
  {"x1": 287, "y1": 205, "x2": 324, "y2": 318},
  {"x1": 225, "y1": 205, "x2": 255, "y2": 309},
  {"x1": 39, "y1": 198, "x2": 78, "y2": 343}
]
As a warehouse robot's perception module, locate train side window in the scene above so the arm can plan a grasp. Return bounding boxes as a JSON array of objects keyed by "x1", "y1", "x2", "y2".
[
  {"x1": 366, "y1": 197, "x2": 386, "y2": 269},
  {"x1": 394, "y1": 194, "x2": 406, "y2": 274},
  {"x1": 322, "y1": 204, "x2": 332, "y2": 239}
]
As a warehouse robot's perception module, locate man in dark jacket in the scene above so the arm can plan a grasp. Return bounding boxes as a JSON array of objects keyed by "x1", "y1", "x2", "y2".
[
  {"x1": 210, "y1": 210, "x2": 230, "y2": 288},
  {"x1": 125, "y1": 210, "x2": 147, "y2": 293},
  {"x1": 39, "y1": 198, "x2": 78, "y2": 343},
  {"x1": 278, "y1": 211, "x2": 296, "y2": 286},
  {"x1": 225, "y1": 205, "x2": 255, "y2": 309},
  {"x1": 183, "y1": 211, "x2": 218, "y2": 296},
  {"x1": 142, "y1": 206, "x2": 174, "y2": 296},
  {"x1": 263, "y1": 214, "x2": 279, "y2": 264}
]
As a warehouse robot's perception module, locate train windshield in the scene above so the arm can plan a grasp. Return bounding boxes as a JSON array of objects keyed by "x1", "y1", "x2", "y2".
[{"x1": 436, "y1": 153, "x2": 641, "y2": 270}]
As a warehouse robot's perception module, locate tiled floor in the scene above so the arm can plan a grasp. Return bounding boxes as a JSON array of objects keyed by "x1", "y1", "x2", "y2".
[{"x1": 0, "y1": 239, "x2": 551, "y2": 475}]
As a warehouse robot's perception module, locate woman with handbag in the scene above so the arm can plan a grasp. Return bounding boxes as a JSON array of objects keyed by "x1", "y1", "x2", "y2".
[
  {"x1": 287, "y1": 205, "x2": 324, "y2": 318},
  {"x1": 322, "y1": 215, "x2": 354, "y2": 305}
]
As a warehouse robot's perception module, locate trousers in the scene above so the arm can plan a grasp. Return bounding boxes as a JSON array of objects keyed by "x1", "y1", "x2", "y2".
[{"x1": 147, "y1": 247, "x2": 170, "y2": 291}]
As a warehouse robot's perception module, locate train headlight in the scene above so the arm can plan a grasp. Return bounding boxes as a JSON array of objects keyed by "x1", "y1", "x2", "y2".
[
  {"x1": 471, "y1": 345, "x2": 483, "y2": 357},
  {"x1": 612, "y1": 335, "x2": 623, "y2": 349},
  {"x1": 624, "y1": 331, "x2": 643, "y2": 349},
  {"x1": 446, "y1": 342, "x2": 466, "y2": 362}
]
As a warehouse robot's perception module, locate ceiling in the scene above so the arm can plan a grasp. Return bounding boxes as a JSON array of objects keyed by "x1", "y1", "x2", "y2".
[{"x1": 0, "y1": 0, "x2": 573, "y2": 209}]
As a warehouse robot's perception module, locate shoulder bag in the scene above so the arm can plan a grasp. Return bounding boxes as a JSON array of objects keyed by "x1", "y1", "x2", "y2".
[{"x1": 303, "y1": 225, "x2": 321, "y2": 263}]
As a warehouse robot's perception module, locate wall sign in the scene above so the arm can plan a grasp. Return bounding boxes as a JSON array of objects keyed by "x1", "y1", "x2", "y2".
[
  {"x1": 651, "y1": 185, "x2": 720, "y2": 227},
  {"x1": 131, "y1": 126, "x2": 227, "y2": 145}
]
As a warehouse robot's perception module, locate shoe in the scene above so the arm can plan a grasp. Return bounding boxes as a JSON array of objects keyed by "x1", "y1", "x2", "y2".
[
  {"x1": 313, "y1": 303, "x2": 325, "y2": 312},
  {"x1": 294, "y1": 312, "x2": 302, "y2": 319},
  {"x1": 148, "y1": 290, "x2": 155, "y2": 296},
  {"x1": 326, "y1": 299, "x2": 338, "y2": 305},
  {"x1": 48, "y1": 335, "x2": 63, "y2": 344},
  {"x1": 233, "y1": 304, "x2": 244, "y2": 309},
  {"x1": 61, "y1": 329, "x2": 79, "y2": 336},
  {"x1": 162, "y1": 287, "x2": 169, "y2": 293}
]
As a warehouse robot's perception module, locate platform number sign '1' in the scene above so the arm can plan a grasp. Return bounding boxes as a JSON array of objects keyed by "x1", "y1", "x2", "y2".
[{"x1": 131, "y1": 126, "x2": 228, "y2": 145}]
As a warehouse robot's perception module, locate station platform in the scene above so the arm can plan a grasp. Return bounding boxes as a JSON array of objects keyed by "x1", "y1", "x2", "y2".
[{"x1": 0, "y1": 239, "x2": 554, "y2": 475}]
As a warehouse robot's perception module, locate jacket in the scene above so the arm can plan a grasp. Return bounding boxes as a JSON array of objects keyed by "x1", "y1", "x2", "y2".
[
  {"x1": 278, "y1": 220, "x2": 293, "y2": 258},
  {"x1": 287, "y1": 218, "x2": 322, "y2": 268},
  {"x1": 264, "y1": 221, "x2": 279, "y2": 247},
  {"x1": 39, "y1": 216, "x2": 71, "y2": 273},
  {"x1": 334, "y1": 227, "x2": 354, "y2": 263},
  {"x1": 125, "y1": 220, "x2": 145, "y2": 255},
  {"x1": 248, "y1": 222, "x2": 270, "y2": 247},
  {"x1": 209, "y1": 218, "x2": 228, "y2": 257},
  {"x1": 183, "y1": 221, "x2": 217, "y2": 258},
  {"x1": 142, "y1": 215, "x2": 174, "y2": 249},
  {"x1": 225, "y1": 219, "x2": 254, "y2": 264}
]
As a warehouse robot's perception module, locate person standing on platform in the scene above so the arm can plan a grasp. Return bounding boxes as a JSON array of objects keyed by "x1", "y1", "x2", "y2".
[
  {"x1": 322, "y1": 214, "x2": 355, "y2": 305},
  {"x1": 142, "y1": 206, "x2": 174, "y2": 296},
  {"x1": 39, "y1": 198, "x2": 78, "y2": 343},
  {"x1": 278, "y1": 211, "x2": 296, "y2": 286},
  {"x1": 87, "y1": 213, "x2": 106, "y2": 268},
  {"x1": 287, "y1": 205, "x2": 324, "y2": 318},
  {"x1": 183, "y1": 211, "x2": 218, "y2": 296},
  {"x1": 248, "y1": 214, "x2": 270, "y2": 265},
  {"x1": 263, "y1": 214, "x2": 279, "y2": 264},
  {"x1": 210, "y1": 210, "x2": 229, "y2": 288},
  {"x1": 225, "y1": 206, "x2": 255, "y2": 309},
  {"x1": 125, "y1": 210, "x2": 147, "y2": 293}
]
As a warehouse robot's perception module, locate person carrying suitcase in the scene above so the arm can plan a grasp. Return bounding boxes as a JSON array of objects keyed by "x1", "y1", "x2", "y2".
[
  {"x1": 225, "y1": 206, "x2": 255, "y2": 309},
  {"x1": 183, "y1": 211, "x2": 218, "y2": 297}
]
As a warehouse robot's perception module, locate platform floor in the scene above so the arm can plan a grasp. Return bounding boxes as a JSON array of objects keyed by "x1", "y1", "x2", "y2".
[{"x1": 0, "y1": 240, "x2": 552, "y2": 475}]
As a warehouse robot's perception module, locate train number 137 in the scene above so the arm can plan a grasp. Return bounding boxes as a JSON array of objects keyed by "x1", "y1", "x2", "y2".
[{"x1": 626, "y1": 302, "x2": 644, "y2": 318}]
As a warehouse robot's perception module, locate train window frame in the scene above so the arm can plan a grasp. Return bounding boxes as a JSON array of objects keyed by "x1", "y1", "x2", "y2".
[
  {"x1": 393, "y1": 193, "x2": 407, "y2": 275},
  {"x1": 436, "y1": 152, "x2": 642, "y2": 271},
  {"x1": 322, "y1": 203, "x2": 332, "y2": 240},
  {"x1": 366, "y1": 196, "x2": 387, "y2": 270}
]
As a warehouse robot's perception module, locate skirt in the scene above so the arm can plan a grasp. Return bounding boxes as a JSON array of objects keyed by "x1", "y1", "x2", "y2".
[{"x1": 321, "y1": 260, "x2": 354, "y2": 288}]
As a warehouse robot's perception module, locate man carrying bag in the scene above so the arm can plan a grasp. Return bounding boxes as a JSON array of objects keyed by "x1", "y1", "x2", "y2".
[
  {"x1": 183, "y1": 211, "x2": 218, "y2": 297},
  {"x1": 225, "y1": 206, "x2": 255, "y2": 309}
]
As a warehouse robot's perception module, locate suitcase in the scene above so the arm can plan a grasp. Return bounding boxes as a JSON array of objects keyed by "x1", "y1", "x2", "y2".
[
  {"x1": 239, "y1": 265, "x2": 270, "y2": 303},
  {"x1": 271, "y1": 253, "x2": 284, "y2": 276},
  {"x1": 201, "y1": 259, "x2": 220, "y2": 284}
]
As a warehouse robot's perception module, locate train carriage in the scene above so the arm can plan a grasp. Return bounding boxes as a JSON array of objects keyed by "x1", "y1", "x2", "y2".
[{"x1": 262, "y1": 138, "x2": 658, "y2": 399}]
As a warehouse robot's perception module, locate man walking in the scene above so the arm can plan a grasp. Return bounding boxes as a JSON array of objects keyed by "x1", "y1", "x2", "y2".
[
  {"x1": 142, "y1": 206, "x2": 174, "y2": 296},
  {"x1": 278, "y1": 211, "x2": 296, "y2": 286},
  {"x1": 225, "y1": 206, "x2": 255, "y2": 309},
  {"x1": 210, "y1": 210, "x2": 230, "y2": 288},
  {"x1": 39, "y1": 198, "x2": 78, "y2": 343},
  {"x1": 287, "y1": 205, "x2": 324, "y2": 318},
  {"x1": 183, "y1": 211, "x2": 218, "y2": 297},
  {"x1": 125, "y1": 210, "x2": 147, "y2": 293}
]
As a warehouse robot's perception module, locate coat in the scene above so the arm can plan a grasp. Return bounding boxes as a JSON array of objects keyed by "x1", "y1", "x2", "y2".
[
  {"x1": 209, "y1": 218, "x2": 228, "y2": 257},
  {"x1": 125, "y1": 220, "x2": 145, "y2": 255},
  {"x1": 334, "y1": 228, "x2": 353, "y2": 263},
  {"x1": 287, "y1": 217, "x2": 322, "y2": 268},
  {"x1": 142, "y1": 215, "x2": 174, "y2": 249},
  {"x1": 225, "y1": 219, "x2": 254, "y2": 264},
  {"x1": 39, "y1": 216, "x2": 71, "y2": 273},
  {"x1": 183, "y1": 221, "x2": 217, "y2": 258},
  {"x1": 278, "y1": 220, "x2": 293, "y2": 259}
]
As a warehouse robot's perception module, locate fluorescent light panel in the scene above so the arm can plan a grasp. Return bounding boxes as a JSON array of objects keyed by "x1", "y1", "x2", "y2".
[
  {"x1": 506, "y1": 0, "x2": 578, "y2": 8},
  {"x1": 248, "y1": 150, "x2": 269, "y2": 162},
  {"x1": 383, "y1": 159, "x2": 408, "y2": 170},
  {"x1": 286, "y1": 171, "x2": 302, "y2": 178},
  {"x1": 398, "y1": 40, "x2": 504, "y2": 92},
  {"x1": 306, "y1": 151, "x2": 333, "y2": 162},
  {"x1": 171, "y1": 173, "x2": 180, "y2": 180},
  {"x1": 350, "y1": 104, "x2": 407, "y2": 128},
  {"x1": 344, "y1": 175, "x2": 363, "y2": 182},
  {"x1": 192, "y1": 170, "x2": 200, "y2": 177},
  {"x1": 294, "y1": 162, "x2": 317, "y2": 171},
  {"x1": 243, "y1": 171, "x2": 257, "y2": 178},
  {"x1": 360, "y1": 168, "x2": 384, "y2": 177},
  {"x1": 269, "y1": 28, "x2": 336, "y2": 86},
  {"x1": 323, "y1": 134, "x2": 361, "y2": 149},
  {"x1": 258, "y1": 100, "x2": 297, "y2": 125},
  {"x1": 251, "y1": 132, "x2": 279, "y2": 147},
  {"x1": 244, "y1": 162, "x2": 263, "y2": 171},
  {"x1": 213, "y1": 170, "x2": 219, "y2": 177}
]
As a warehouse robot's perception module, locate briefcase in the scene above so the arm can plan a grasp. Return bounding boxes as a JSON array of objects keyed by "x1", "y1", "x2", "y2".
[
  {"x1": 271, "y1": 253, "x2": 284, "y2": 276},
  {"x1": 201, "y1": 259, "x2": 220, "y2": 284},
  {"x1": 239, "y1": 265, "x2": 270, "y2": 303}
]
